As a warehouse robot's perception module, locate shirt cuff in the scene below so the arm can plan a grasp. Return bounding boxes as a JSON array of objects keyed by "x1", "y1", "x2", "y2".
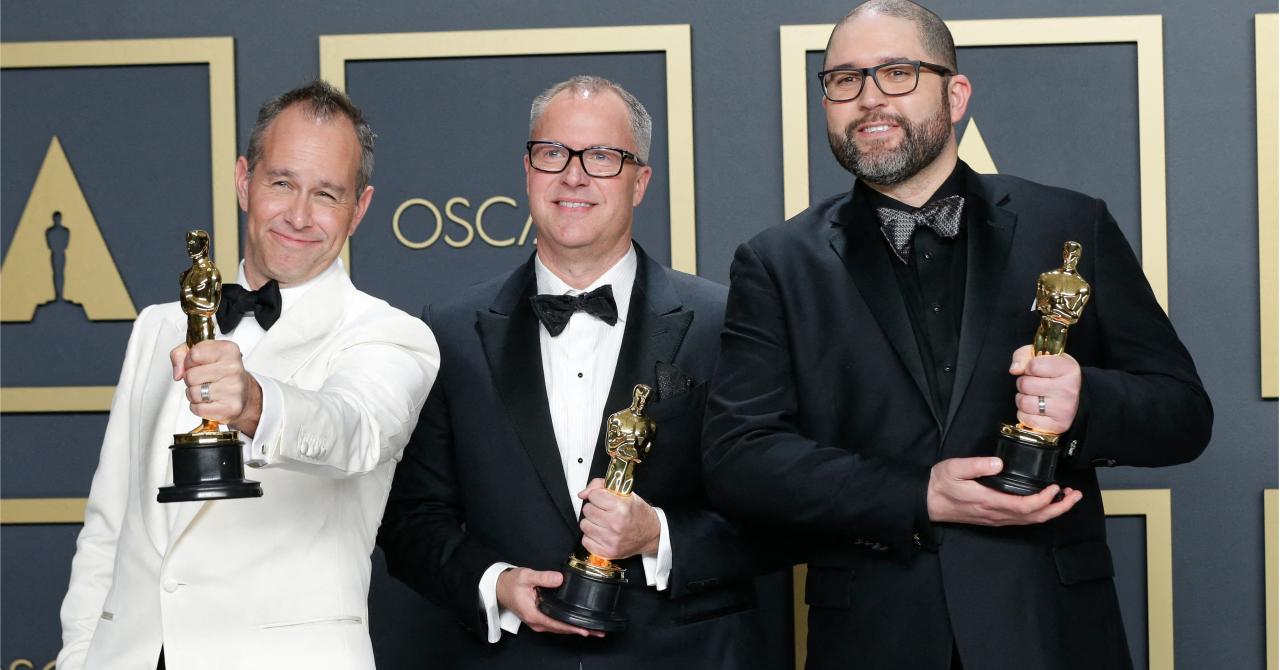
[
  {"x1": 243, "y1": 372, "x2": 282, "y2": 468},
  {"x1": 479, "y1": 562, "x2": 522, "y2": 643},
  {"x1": 641, "y1": 506, "x2": 672, "y2": 591}
]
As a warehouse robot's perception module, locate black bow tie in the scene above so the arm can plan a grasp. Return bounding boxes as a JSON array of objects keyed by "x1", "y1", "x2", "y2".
[
  {"x1": 530, "y1": 285, "x2": 618, "y2": 336},
  {"x1": 876, "y1": 195, "x2": 965, "y2": 263},
  {"x1": 217, "y1": 280, "x2": 282, "y2": 333}
]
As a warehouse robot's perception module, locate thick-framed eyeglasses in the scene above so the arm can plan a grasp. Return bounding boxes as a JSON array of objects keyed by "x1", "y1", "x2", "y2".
[
  {"x1": 817, "y1": 60, "x2": 955, "y2": 102},
  {"x1": 526, "y1": 141, "x2": 646, "y2": 178}
]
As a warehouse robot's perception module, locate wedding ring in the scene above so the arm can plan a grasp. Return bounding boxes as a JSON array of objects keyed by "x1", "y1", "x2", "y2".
[
  {"x1": 200, "y1": 382, "x2": 212, "y2": 403},
  {"x1": 1037, "y1": 395, "x2": 1046, "y2": 416}
]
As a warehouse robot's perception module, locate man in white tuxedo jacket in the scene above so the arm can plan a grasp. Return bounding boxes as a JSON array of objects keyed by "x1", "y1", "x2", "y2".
[{"x1": 57, "y1": 80, "x2": 440, "y2": 670}]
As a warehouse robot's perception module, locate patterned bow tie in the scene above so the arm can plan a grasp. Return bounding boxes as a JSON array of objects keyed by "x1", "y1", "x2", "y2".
[
  {"x1": 876, "y1": 195, "x2": 965, "y2": 263},
  {"x1": 530, "y1": 285, "x2": 618, "y2": 336},
  {"x1": 216, "y1": 280, "x2": 282, "y2": 333}
]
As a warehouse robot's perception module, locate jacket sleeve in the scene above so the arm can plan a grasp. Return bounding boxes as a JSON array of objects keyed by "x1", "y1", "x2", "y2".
[
  {"x1": 1063, "y1": 199, "x2": 1213, "y2": 468},
  {"x1": 250, "y1": 309, "x2": 440, "y2": 478},
  {"x1": 57, "y1": 306, "x2": 157, "y2": 670},
  {"x1": 377, "y1": 306, "x2": 508, "y2": 637},
  {"x1": 702, "y1": 242, "x2": 933, "y2": 562}
]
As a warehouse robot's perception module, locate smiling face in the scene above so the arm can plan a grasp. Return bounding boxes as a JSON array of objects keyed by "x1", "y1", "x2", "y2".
[
  {"x1": 236, "y1": 104, "x2": 374, "y2": 288},
  {"x1": 822, "y1": 11, "x2": 969, "y2": 187},
  {"x1": 525, "y1": 88, "x2": 652, "y2": 269}
]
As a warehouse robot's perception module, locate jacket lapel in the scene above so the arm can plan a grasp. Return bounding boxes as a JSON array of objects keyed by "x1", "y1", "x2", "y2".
[
  {"x1": 587, "y1": 247, "x2": 693, "y2": 484},
  {"x1": 827, "y1": 194, "x2": 939, "y2": 426},
  {"x1": 944, "y1": 174, "x2": 1018, "y2": 435},
  {"x1": 477, "y1": 257, "x2": 579, "y2": 532}
]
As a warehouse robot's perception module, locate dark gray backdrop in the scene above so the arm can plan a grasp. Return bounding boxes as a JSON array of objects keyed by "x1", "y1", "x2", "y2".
[{"x1": 2, "y1": 1, "x2": 1274, "y2": 668}]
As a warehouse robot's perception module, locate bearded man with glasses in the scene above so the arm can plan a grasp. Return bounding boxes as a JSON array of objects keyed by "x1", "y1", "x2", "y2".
[
  {"x1": 379, "y1": 75, "x2": 777, "y2": 669},
  {"x1": 703, "y1": 1, "x2": 1211, "y2": 669}
]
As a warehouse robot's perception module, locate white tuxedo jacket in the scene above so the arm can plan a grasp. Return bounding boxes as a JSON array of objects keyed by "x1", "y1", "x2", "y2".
[{"x1": 57, "y1": 268, "x2": 439, "y2": 670}]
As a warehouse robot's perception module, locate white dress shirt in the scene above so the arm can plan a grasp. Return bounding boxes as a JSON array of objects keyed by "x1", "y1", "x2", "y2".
[{"x1": 478, "y1": 246, "x2": 674, "y2": 642}]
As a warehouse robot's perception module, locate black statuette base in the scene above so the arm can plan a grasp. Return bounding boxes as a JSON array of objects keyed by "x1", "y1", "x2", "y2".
[
  {"x1": 157, "y1": 432, "x2": 262, "y2": 503},
  {"x1": 977, "y1": 431, "x2": 1061, "y2": 496},
  {"x1": 537, "y1": 569, "x2": 628, "y2": 632}
]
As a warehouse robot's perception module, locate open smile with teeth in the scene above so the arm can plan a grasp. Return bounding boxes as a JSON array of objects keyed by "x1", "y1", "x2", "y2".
[
  {"x1": 861, "y1": 124, "x2": 896, "y2": 134},
  {"x1": 557, "y1": 201, "x2": 594, "y2": 208}
]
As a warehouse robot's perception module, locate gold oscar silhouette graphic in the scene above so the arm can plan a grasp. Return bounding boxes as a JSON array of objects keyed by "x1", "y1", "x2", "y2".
[
  {"x1": 157, "y1": 230, "x2": 262, "y2": 503},
  {"x1": 538, "y1": 384, "x2": 656, "y2": 632},
  {"x1": 979, "y1": 241, "x2": 1092, "y2": 495}
]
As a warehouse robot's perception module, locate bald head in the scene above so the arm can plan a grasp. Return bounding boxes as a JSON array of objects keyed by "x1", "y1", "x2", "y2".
[{"x1": 827, "y1": 0, "x2": 957, "y2": 71}]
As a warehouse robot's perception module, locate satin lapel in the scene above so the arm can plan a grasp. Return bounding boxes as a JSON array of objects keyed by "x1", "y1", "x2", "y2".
[
  {"x1": 944, "y1": 179, "x2": 1018, "y2": 435},
  {"x1": 477, "y1": 259, "x2": 578, "y2": 532},
  {"x1": 143, "y1": 311, "x2": 188, "y2": 556},
  {"x1": 243, "y1": 268, "x2": 354, "y2": 382},
  {"x1": 588, "y1": 251, "x2": 692, "y2": 484},
  {"x1": 828, "y1": 215, "x2": 939, "y2": 426}
]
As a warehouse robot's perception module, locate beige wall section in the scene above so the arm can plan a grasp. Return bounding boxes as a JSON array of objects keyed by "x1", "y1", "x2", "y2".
[
  {"x1": 779, "y1": 16, "x2": 1170, "y2": 312},
  {"x1": 1256, "y1": 14, "x2": 1278, "y2": 399},
  {"x1": 318, "y1": 26, "x2": 698, "y2": 274},
  {"x1": 0, "y1": 498, "x2": 87, "y2": 524},
  {"x1": 790, "y1": 489, "x2": 1174, "y2": 670},
  {"x1": 0, "y1": 37, "x2": 239, "y2": 413},
  {"x1": 1266, "y1": 489, "x2": 1278, "y2": 670}
]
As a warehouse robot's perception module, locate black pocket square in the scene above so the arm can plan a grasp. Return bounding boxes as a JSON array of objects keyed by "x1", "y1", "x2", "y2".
[{"x1": 654, "y1": 361, "x2": 695, "y2": 402}]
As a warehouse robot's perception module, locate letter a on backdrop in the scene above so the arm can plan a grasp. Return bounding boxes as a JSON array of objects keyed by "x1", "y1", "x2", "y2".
[{"x1": 1, "y1": 136, "x2": 135, "y2": 322}]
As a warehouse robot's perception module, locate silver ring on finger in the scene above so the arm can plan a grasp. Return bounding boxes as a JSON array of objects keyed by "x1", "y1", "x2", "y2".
[
  {"x1": 1037, "y1": 395, "x2": 1046, "y2": 416},
  {"x1": 200, "y1": 382, "x2": 212, "y2": 403}
]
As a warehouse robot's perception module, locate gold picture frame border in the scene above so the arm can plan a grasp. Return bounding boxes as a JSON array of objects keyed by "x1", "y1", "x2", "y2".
[
  {"x1": 317, "y1": 25, "x2": 698, "y2": 274},
  {"x1": 779, "y1": 16, "x2": 1169, "y2": 311},
  {"x1": 792, "y1": 488, "x2": 1174, "y2": 669},
  {"x1": 1256, "y1": 14, "x2": 1278, "y2": 399},
  {"x1": 0, "y1": 37, "x2": 240, "y2": 414}
]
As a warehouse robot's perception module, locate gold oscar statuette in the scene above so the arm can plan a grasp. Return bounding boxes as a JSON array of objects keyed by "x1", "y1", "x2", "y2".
[
  {"x1": 538, "y1": 383, "x2": 656, "y2": 632},
  {"x1": 979, "y1": 241, "x2": 1092, "y2": 495},
  {"x1": 157, "y1": 230, "x2": 262, "y2": 503}
]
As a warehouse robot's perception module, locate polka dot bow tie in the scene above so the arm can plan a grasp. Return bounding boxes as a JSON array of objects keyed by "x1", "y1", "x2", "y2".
[{"x1": 875, "y1": 195, "x2": 965, "y2": 264}]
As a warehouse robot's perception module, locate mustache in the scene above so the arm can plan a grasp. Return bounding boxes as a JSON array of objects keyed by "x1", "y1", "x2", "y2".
[{"x1": 847, "y1": 112, "x2": 908, "y2": 133}]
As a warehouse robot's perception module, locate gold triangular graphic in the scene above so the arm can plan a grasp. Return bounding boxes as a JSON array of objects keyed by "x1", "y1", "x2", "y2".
[
  {"x1": 958, "y1": 118, "x2": 998, "y2": 174},
  {"x1": 1, "y1": 136, "x2": 136, "y2": 322}
]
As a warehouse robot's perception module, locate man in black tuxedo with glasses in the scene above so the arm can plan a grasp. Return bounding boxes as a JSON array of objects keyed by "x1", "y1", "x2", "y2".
[
  {"x1": 702, "y1": 2, "x2": 1212, "y2": 669},
  {"x1": 379, "y1": 75, "x2": 777, "y2": 670}
]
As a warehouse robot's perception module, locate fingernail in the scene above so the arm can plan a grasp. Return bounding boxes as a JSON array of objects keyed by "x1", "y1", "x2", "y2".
[{"x1": 989, "y1": 458, "x2": 1001, "y2": 471}]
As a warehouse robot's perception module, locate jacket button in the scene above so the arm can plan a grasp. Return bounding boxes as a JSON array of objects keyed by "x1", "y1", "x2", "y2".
[{"x1": 162, "y1": 579, "x2": 180, "y2": 593}]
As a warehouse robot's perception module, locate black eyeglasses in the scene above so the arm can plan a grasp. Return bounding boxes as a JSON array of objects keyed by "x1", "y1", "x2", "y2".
[
  {"x1": 817, "y1": 60, "x2": 955, "y2": 102},
  {"x1": 526, "y1": 141, "x2": 646, "y2": 178}
]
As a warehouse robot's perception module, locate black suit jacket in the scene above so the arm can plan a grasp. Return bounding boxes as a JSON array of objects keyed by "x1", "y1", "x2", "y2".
[
  {"x1": 380, "y1": 245, "x2": 773, "y2": 670},
  {"x1": 703, "y1": 168, "x2": 1212, "y2": 670}
]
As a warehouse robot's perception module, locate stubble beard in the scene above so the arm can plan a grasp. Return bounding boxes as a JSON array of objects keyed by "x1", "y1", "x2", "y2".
[{"x1": 827, "y1": 93, "x2": 953, "y2": 186}]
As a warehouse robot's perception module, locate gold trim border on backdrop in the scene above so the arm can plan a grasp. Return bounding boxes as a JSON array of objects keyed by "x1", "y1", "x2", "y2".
[
  {"x1": 779, "y1": 16, "x2": 1169, "y2": 312},
  {"x1": 1266, "y1": 489, "x2": 1277, "y2": 670},
  {"x1": 791, "y1": 489, "x2": 1174, "y2": 670},
  {"x1": 1256, "y1": 14, "x2": 1278, "y2": 399},
  {"x1": 0, "y1": 37, "x2": 240, "y2": 414},
  {"x1": 317, "y1": 25, "x2": 698, "y2": 274}
]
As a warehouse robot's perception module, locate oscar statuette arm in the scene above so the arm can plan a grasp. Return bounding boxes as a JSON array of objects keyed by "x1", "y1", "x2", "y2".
[
  {"x1": 1063, "y1": 199, "x2": 1213, "y2": 469},
  {"x1": 702, "y1": 242, "x2": 932, "y2": 561}
]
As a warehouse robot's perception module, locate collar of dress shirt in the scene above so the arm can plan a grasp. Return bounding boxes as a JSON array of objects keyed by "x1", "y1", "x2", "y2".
[
  {"x1": 233, "y1": 258, "x2": 342, "y2": 317},
  {"x1": 533, "y1": 244, "x2": 637, "y2": 325}
]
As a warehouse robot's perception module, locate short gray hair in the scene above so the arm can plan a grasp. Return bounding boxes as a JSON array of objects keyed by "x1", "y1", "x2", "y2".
[
  {"x1": 529, "y1": 75, "x2": 653, "y2": 164},
  {"x1": 245, "y1": 79, "x2": 376, "y2": 193}
]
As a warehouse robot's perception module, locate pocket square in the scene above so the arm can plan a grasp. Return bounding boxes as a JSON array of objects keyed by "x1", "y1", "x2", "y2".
[{"x1": 654, "y1": 361, "x2": 696, "y2": 402}]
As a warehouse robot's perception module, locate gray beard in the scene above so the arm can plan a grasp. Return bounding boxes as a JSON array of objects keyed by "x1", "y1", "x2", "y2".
[{"x1": 828, "y1": 104, "x2": 952, "y2": 186}]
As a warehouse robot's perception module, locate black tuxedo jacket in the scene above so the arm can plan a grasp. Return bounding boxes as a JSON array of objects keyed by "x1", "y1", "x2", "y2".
[
  {"x1": 379, "y1": 245, "x2": 773, "y2": 670},
  {"x1": 703, "y1": 169, "x2": 1212, "y2": 670}
]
